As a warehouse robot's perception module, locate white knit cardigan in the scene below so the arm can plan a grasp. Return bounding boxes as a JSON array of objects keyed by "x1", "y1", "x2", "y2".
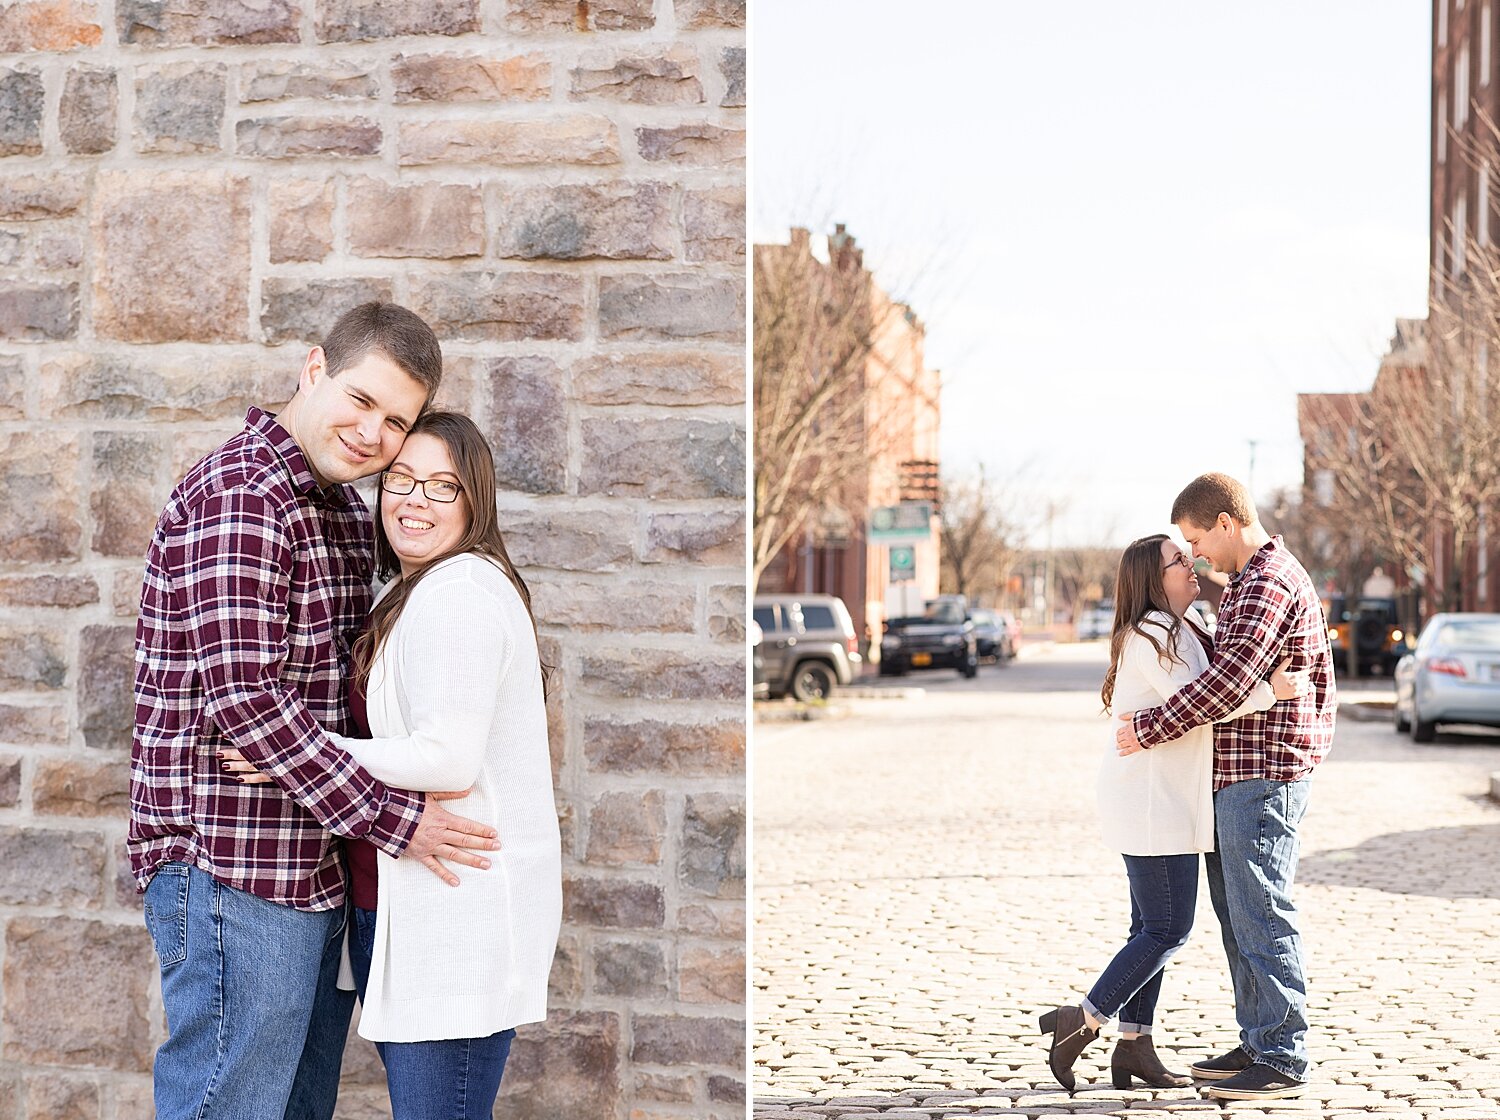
[
  {"x1": 1097, "y1": 609, "x2": 1276, "y2": 856},
  {"x1": 333, "y1": 552, "x2": 561, "y2": 1043}
]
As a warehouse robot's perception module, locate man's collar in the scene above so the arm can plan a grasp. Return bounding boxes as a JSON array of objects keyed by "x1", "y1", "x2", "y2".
[
  {"x1": 1229, "y1": 535, "x2": 1282, "y2": 583},
  {"x1": 245, "y1": 407, "x2": 350, "y2": 506}
]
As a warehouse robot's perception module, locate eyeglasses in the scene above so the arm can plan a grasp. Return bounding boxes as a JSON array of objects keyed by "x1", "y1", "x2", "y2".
[
  {"x1": 1163, "y1": 553, "x2": 1193, "y2": 573},
  {"x1": 380, "y1": 471, "x2": 463, "y2": 503}
]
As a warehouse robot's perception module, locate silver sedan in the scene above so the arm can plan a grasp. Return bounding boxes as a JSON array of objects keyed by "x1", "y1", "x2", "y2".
[{"x1": 1393, "y1": 612, "x2": 1500, "y2": 742}]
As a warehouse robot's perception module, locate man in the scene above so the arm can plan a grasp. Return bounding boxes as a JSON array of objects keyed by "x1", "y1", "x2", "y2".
[
  {"x1": 1115, "y1": 472, "x2": 1336, "y2": 1101},
  {"x1": 130, "y1": 303, "x2": 499, "y2": 1120}
]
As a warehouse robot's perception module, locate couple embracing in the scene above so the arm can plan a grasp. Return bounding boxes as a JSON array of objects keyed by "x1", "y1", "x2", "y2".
[
  {"x1": 129, "y1": 302, "x2": 562, "y2": 1120},
  {"x1": 1038, "y1": 472, "x2": 1337, "y2": 1102}
]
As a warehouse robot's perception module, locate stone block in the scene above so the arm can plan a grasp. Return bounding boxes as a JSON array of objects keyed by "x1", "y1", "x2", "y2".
[
  {"x1": 676, "y1": 0, "x2": 743, "y2": 26},
  {"x1": 117, "y1": 0, "x2": 300, "y2": 45},
  {"x1": 499, "y1": 509, "x2": 634, "y2": 572},
  {"x1": 562, "y1": 875, "x2": 664, "y2": 928},
  {"x1": 0, "y1": 2, "x2": 102, "y2": 51},
  {"x1": 573, "y1": 350, "x2": 743, "y2": 406},
  {"x1": 113, "y1": 569, "x2": 142, "y2": 618},
  {"x1": 0, "y1": 175, "x2": 83, "y2": 219},
  {"x1": 680, "y1": 792, "x2": 743, "y2": 898},
  {"x1": 110, "y1": 1081, "x2": 153, "y2": 1119},
  {"x1": 0, "y1": 231, "x2": 20, "y2": 265},
  {"x1": 708, "y1": 584, "x2": 744, "y2": 642},
  {"x1": 548, "y1": 932, "x2": 582, "y2": 1002},
  {"x1": 0, "y1": 69, "x2": 42, "y2": 156},
  {"x1": 494, "y1": 181, "x2": 674, "y2": 261},
  {"x1": 31, "y1": 231, "x2": 82, "y2": 269},
  {"x1": 347, "y1": 179, "x2": 483, "y2": 259},
  {"x1": 635, "y1": 1071, "x2": 696, "y2": 1102},
  {"x1": 237, "y1": 116, "x2": 381, "y2": 158},
  {"x1": 676, "y1": 902, "x2": 743, "y2": 938},
  {"x1": 637, "y1": 124, "x2": 743, "y2": 165},
  {"x1": 78, "y1": 625, "x2": 135, "y2": 751},
  {"x1": 583, "y1": 717, "x2": 742, "y2": 776},
  {"x1": 678, "y1": 943, "x2": 744, "y2": 1004},
  {"x1": 0, "y1": 828, "x2": 103, "y2": 907},
  {"x1": 684, "y1": 186, "x2": 744, "y2": 262},
  {"x1": 720, "y1": 46, "x2": 745, "y2": 107},
  {"x1": 92, "y1": 170, "x2": 251, "y2": 343},
  {"x1": 0, "y1": 704, "x2": 67, "y2": 745},
  {"x1": 0, "y1": 354, "x2": 19, "y2": 418},
  {"x1": 580, "y1": 648, "x2": 741, "y2": 702},
  {"x1": 240, "y1": 60, "x2": 379, "y2": 102},
  {"x1": 398, "y1": 115, "x2": 618, "y2": 166},
  {"x1": 0, "y1": 625, "x2": 66, "y2": 690},
  {"x1": 592, "y1": 938, "x2": 666, "y2": 997},
  {"x1": 708, "y1": 1075, "x2": 745, "y2": 1104},
  {"x1": 269, "y1": 178, "x2": 335, "y2": 263},
  {"x1": 0, "y1": 757, "x2": 18, "y2": 808},
  {"x1": 0, "y1": 282, "x2": 78, "y2": 341},
  {"x1": 570, "y1": 47, "x2": 703, "y2": 105},
  {"x1": 598, "y1": 274, "x2": 744, "y2": 341},
  {"x1": 410, "y1": 271, "x2": 583, "y2": 342},
  {"x1": 586, "y1": 789, "x2": 665, "y2": 867},
  {"x1": 529, "y1": 578, "x2": 696, "y2": 634},
  {"x1": 22, "y1": 1073, "x2": 98, "y2": 1120},
  {"x1": 501, "y1": 1011, "x2": 621, "y2": 1120},
  {"x1": 392, "y1": 52, "x2": 549, "y2": 102},
  {"x1": 0, "y1": 432, "x2": 81, "y2": 561},
  {"x1": 41, "y1": 351, "x2": 292, "y2": 421},
  {"x1": 34, "y1": 757, "x2": 130, "y2": 819},
  {"x1": 505, "y1": 0, "x2": 653, "y2": 31},
  {"x1": 578, "y1": 417, "x2": 743, "y2": 499},
  {"x1": 134, "y1": 63, "x2": 224, "y2": 154},
  {"x1": 0, "y1": 575, "x2": 98, "y2": 608},
  {"x1": 315, "y1": 0, "x2": 480, "y2": 42},
  {"x1": 260, "y1": 276, "x2": 394, "y2": 344},
  {"x1": 630, "y1": 1014, "x2": 743, "y2": 1067},
  {"x1": 91, "y1": 432, "x2": 165, "y2": 558},
  {"x1": 480, "y1": 355, "x2": 565, "y2": 494},
  {"x1": 3, "y1": 918, "x2": 154, "y2": 1070},
  {"x1": 60, "y1": 65, "x2": 115, "y2": 154},
  {"x1": 643, "y1": 510, "x2": 744, "y2": 565}
]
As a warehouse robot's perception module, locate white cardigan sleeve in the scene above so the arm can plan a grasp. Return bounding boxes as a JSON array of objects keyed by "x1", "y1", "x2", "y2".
[
  {"x1": 1125, "y1": 628, "x2": 1276, "y2": 723},
  {"x1": 330, "y1": 568, "x2": 512, "y2": 791}
]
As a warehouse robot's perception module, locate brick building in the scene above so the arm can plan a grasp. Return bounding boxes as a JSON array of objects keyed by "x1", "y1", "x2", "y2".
[
  {"x1": 755, "y1": 225, "x2": 942, "y2": 654},
  {"x1": 0, "y1": 3, "x2": 745, "y2": 1118}
]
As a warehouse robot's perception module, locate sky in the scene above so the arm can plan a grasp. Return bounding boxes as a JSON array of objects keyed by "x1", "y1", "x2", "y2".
[{"x1": 752, "y1": 1, "x2": 1432, "y2": 548}]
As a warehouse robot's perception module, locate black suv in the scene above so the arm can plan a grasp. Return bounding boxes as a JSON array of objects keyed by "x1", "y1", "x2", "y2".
[
  {"x1": 879, "y1": 597, "x2": 979, "y2": 678},
  {"x1": 1324, "y1": 595, "x2": 1409, "y2": 675}
]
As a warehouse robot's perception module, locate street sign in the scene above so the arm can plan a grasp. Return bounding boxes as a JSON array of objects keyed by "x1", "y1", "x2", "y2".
[
  {"x1": 889, "y1": 545, "x2": 916, "y2": 582},
  {"x1": 869, "y1": 501, "x2": 933, "y2": 542}
]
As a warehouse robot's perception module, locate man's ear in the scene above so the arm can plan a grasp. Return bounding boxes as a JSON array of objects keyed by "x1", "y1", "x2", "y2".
[{"x1": 299, "y1": 346, "x2": 327, "y2": 393}]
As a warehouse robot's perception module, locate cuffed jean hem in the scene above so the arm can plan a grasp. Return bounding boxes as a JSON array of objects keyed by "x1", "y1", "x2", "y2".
[{"x1": 1077, "y1": 998, "x2": 1154, "y2": 1036}]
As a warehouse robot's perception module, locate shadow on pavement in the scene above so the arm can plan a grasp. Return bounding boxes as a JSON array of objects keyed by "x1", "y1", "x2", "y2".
[
  {"x1": 1300, "y1": 822, "x2": 1500, "y2": 899},
  {"x1": 753, "y1": 1087, "x2": 1226, "y2": 1117}
]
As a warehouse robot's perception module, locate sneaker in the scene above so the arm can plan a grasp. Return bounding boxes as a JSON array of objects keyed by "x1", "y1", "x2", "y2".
[
  {"x1": 1189, "y1": 1045, "x2": 1252, "y2": 1081},
  {"x1": 1203, "y1": 1062, "x2": 1307, "y2": 1100}
]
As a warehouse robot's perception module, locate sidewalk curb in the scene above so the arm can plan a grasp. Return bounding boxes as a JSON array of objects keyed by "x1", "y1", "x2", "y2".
[
  {"x1": 1338, "y1": 700, "x2": 1394, "y2": 724},
  {"x1": 1491, "y1": 772, "x2": 1500, "y2": 803}
]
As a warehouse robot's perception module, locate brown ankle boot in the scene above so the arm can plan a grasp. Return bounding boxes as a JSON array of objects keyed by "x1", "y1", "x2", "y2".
[
  {"x1": 1110, "y1": 1035, "x2": 1191, "y2": 1089},
  {"x1": 1037, "y1": 1005, "x2": 1099, "y2": 1095}
]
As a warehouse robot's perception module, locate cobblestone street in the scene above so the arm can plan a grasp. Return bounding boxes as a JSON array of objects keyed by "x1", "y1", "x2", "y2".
[{"x1": 752, "y1": 644, "x2": 1500, "y2": 1119}]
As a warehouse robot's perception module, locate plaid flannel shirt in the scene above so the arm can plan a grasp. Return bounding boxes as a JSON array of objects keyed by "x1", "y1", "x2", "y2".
[
  {"x1": 129, "y1": 408, "x2": 424, "y2": 911},
  {"x1": 1130, "y1": 536, "x2": 1337, "y2": 790}
]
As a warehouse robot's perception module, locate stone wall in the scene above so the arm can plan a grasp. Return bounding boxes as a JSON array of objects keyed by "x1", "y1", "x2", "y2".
[{"x1": 0, "y1": 2, "x2": 746, "y2": 1117}]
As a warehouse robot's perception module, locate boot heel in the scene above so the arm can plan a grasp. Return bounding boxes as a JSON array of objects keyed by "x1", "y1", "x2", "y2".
[
  {"x1": 1111, "y1": 1068, "x2": 1132, "y2": 1089},
  {"x1": 1038, "y1": 1010, "x2": 1057, "y2": 1034}
]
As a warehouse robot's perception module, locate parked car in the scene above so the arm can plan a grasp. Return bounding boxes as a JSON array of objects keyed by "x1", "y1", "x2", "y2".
[
  {"x1": 1393, "y1": 612, "x2": 1500, "y2": 742},
  {"x1": 968, "y1": 608, "x2": 1015, "y2": 664},
  {"x1": 751, "y1": 594, "x2": 861, "y2": 701},
  {"x1": 750, "y1": 619, "x2": 769, "y2": 701},
  {"x1": 1076, "y1": 600, "x2": 1114, "y2": 641},
  {"x1": 1325, "y1": 594, "x2": 1409, "y2": 675},
  {"x1": 879, "y1": 597, "x2": 979, "y2": 678}
]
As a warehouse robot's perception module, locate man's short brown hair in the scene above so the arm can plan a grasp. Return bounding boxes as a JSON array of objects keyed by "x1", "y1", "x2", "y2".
[
  {"x1": 322, "y1": 302, "x2": 442, "y2": 402},
  {"x1": 1170, "y1": 472, "x2": 1257, "y2": 529}
]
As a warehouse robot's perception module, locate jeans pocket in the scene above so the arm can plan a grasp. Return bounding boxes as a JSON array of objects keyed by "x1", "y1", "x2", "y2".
[{"x1": 143, "y1": 862, "x2": 189, "y2": 967}]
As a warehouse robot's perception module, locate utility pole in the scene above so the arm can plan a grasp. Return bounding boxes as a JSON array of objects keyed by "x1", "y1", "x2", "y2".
[{"x1": 1247, "y1": 439, "x2": 1259, "y2": 496}]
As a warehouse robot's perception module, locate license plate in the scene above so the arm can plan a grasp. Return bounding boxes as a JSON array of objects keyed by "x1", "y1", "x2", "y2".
[
  {"x1": 1486, "y1": 663, "x2": 1500, "y2": 682},
  {"x1": 912, "y1": 653, "x2": 932, "y2": 667}
]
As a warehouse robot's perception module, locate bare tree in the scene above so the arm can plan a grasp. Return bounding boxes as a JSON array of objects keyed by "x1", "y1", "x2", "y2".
[{"x1": 939, "y1": 468, "x2": 1025, "y2": 604}]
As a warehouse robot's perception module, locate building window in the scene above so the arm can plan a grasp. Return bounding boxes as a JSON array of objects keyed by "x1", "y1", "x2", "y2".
[
  {"x1": 1483, "y1": 162, "x2": 1492, "y2": 245},
  {"x1": 1441, "y1": 0, "x2": 1449, "y2": 46},
  {"x1": 1439, "y1": 90, "x2": 1448, "y2": 162},
  {"x1": 1485, "y1": 2, "x2": 1493, "y2": 82},
  {"x1": 1481, "y1": 509, "x2": 1490, "y2": 605},
  {"x1": 1454, "y1": 192, "x2": 1468, "y2": 276},
  {"x1": 1457, "y1": 43, "x2": 1471, "y2": 129},
  {"x1": 1314, "y1": 469, "x2": 1335, "y2": 509}
]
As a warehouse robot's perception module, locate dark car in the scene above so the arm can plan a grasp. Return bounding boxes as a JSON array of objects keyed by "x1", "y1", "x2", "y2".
[
  {"x1": 879, "y1": 597, "x2": 979, "y2": 678},
  {"x1": 1324, "y1": 595, "x2": 1409, "y2": 675},
  {"x1": 752, "y1": 594, "x2": 861, "y2": 701},
  {"x1": 969, "y1": 608, "x2": 1015, "y2": 664}
]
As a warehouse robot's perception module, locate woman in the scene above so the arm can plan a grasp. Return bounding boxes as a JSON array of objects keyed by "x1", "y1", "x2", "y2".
[
  {"x1": 225, "y1": 411, "x2": 561, "y2": 1118},
  {"x1": 1037, "y1": 534, "x2": 1305, "y2": 1094}
]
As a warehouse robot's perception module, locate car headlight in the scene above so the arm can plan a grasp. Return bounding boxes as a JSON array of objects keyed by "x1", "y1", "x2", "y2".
[
  {"x1": 1391, "y1": 629, "x2": 1404, "y2": 643},
  {"x1": 882, "y1": 636, "x2": 902, "y2": 650},
  {"x1": 942, "y1": 634, "x2": 963, "y2": 646}
]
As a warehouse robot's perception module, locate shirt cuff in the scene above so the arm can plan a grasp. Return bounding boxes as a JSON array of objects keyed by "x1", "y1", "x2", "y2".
[
  {"x1": 361, "y1": 787, "x2": 424, "y2": 856},
  {"x1": 1131, "y1": 709, "x2": 1157, "y2": 750}
]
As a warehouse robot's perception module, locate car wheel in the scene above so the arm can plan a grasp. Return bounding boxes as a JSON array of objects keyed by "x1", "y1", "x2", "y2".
[
  {"x1": 1393, "y1": 700, "x2": 1410, "y2": 734},
  {"x1": 962, "y1": 652, "x2": 978, "y2": 679},
  {"x1": 791, "y1": 661, "x2": 836, "y2": 702},
  {"x1": 1412, "y1": 707, "x2": 1437, "y2": 743}
]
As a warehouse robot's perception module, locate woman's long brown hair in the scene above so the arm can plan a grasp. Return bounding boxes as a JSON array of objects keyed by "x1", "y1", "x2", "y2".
[
  {"x1": 1100, "y1": 533, "x2": 1206, "y2": 713},
  {"x1": 353, "y1": 411, "x2": 551, "y2": 697}
]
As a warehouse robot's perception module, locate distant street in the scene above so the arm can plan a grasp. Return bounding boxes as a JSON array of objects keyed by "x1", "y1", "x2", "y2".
[{"x1": 753, "y1": 642, "x2": 1500, "y2": 1119}]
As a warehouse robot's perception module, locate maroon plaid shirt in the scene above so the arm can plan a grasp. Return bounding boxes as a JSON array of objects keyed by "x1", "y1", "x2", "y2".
[
  {"x1": 1131, "y1": 536, "x2": 1337, "y2": 791},
  {"x1": 129, "y1": 408, "x2": 424, "y2": 911}
]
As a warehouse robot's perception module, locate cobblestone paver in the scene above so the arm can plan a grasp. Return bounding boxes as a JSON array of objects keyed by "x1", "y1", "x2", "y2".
[{"x1": 753, "y1": 645, "x2": 1500, "y2": 1119}]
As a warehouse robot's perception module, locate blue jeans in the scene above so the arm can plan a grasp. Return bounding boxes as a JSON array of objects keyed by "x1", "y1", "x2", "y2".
[
  {"x1": 1204, "y1": 778, "x2": 1311, "y2": 1080},
  {"x1": 1082, "y1": 854, "x2": 1198, "y2": 1033},
  {"x1": 348, "y1": 906, "x2": 516, "y2": 1120},
  {"x1": 142, "y1": 862, "x2": 353, "y2": 1120}
]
